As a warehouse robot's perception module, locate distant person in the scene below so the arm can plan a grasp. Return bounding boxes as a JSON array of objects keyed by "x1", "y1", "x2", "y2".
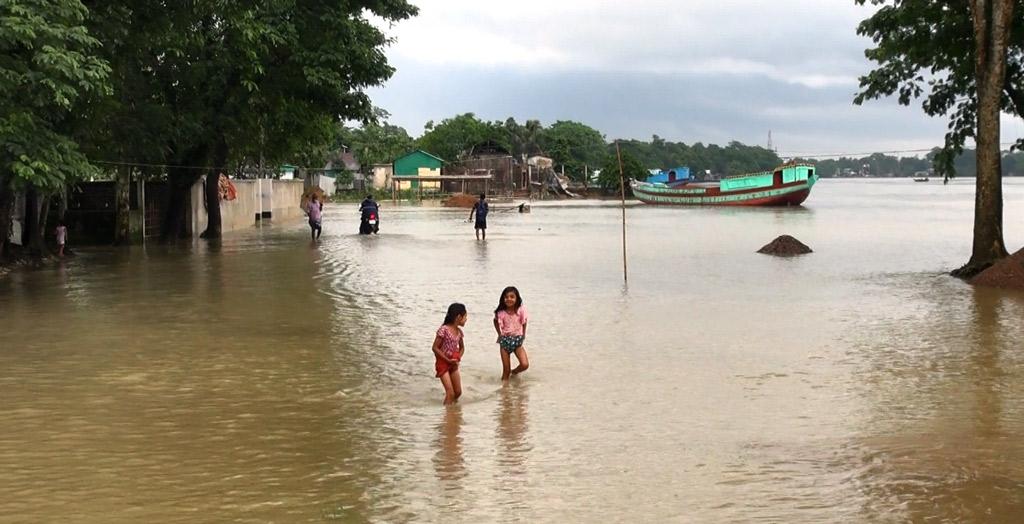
[
  {"x1": 433, "y1": 303, "x2": 468, "y2": 405},
  {"x1": 493, "y1": 286, "x2": 529, "y2": 381},
  {"x1": 55, "y1": 221, "x2": 67, "y2": 257},
  {"x1": 359, "y1": 194, "x2": 378, "y2": 217},
  {"x1": 469, "y1": 193, "x2": 488, "y2": 240},
  {"x1": 306, "y1": 194, "x2": 323, "y2": 240},
  {"x1": 359, "y1": 194, "x2": 380, "y2": 234}
]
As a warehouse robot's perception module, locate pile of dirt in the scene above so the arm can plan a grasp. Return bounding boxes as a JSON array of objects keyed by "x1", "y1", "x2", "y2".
[
  {"x1": 971, "y1": 247, "x2": 1024, "y2": 291},
  {"x1": 443, "y1": 193, "x2": 479, "y2": 208},
  {"x1": 757, "y1": 235, "x2": 813, "y2": 257}
]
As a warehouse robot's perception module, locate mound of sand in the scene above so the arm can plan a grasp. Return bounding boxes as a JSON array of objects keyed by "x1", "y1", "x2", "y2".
[
  {"x1": 757, "y1": 235, "x2": 813, "y2": 256},
  {"x1": 971, "y1": 247, "x2": 1024, "y2": 291},
  {"x1": 443, "y1": 193, "x2": 479, "y2": 208}
]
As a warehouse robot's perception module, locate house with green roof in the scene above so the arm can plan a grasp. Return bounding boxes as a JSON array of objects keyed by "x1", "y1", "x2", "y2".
[{"x1": 393, "y1": 150, "x2": 444, "y2": 190}]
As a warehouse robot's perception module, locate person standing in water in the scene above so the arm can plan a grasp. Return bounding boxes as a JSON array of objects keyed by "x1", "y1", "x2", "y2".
[
  {"x1": 306, "y1": 194, "x2": 323, "y2": 240},
  {"x1": 468, "y1": 193, "x2": 488, "y2": 240},
  {"x1": 494, "y1": 286, "x2": 529, "y2": 381},
  {"x1": 433, "y1": 303, "x2": 468, "y2": 405},
  {"x1": 55, "y1": 221, "x2": 68, "y2": 257}
]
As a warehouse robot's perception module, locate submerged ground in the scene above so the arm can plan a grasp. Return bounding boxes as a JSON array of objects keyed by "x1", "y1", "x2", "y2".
[{"x1": 2, "y1": 179, "x2": 1024, "y2": 522}]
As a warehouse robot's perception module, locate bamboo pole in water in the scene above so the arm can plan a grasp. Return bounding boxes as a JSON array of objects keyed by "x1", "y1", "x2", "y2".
[{"x1": 616, "y1": 141, "x2": 628, "y2": 283}]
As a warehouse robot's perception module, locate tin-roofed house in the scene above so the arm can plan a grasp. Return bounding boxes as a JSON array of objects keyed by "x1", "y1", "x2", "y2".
[
  {"x1": 323, "y1": 149, "x2": 362, "y2": 191},
  {"x1": 445, "y1": 140, "x2": 514, "y2": 196},
  {"x1": 393, "y1": 150, "x2": 443, "y2": 191}
]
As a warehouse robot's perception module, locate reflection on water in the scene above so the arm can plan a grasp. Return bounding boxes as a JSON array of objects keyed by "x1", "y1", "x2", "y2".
[
  {"x1": 1, "y1": 180, "x2": 1024, "y2": 522},
  {"x1": 434, "y1": 406, "x2": 466, "y2": 484},
  {"x1": 847, "y1": 283, "x2": 1024, "y2": 522},
  {"x1": 496, "y1": 383, "x2": 530, "y2": 473}
]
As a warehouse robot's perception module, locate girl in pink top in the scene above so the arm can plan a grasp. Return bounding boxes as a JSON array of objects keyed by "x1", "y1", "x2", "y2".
[
  {"x1": 432, "y1": 303, "x2": 467, "y2": 405},
  {"x1": 493, "y1": 286, "x2": 529, "y2": 381}
]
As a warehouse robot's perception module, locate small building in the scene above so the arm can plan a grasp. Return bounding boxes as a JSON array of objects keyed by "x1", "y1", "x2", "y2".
[
  {"x1": 323, "y1": 149, "x2": 363, "y2": 190},
  {"x1": 647, "y1": 166, "x2": 691, "y2": 184},
  {"x1": 369, "y1": 163, "x2": 393, "y2": 190},
  {"x1": 393, "y1": 150, "x2": 444, "y2": 191},
  {"x1": 446, "y1": 140, "x2": 515, "y2": 195},
  {"x1": 279, "y1": 164, "x2": 298, "y2": 180}
]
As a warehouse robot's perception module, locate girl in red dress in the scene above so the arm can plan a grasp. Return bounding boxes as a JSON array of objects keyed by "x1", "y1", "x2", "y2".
[{"x1": 432, "y1": 303, "x2": 467, "y2": 405}]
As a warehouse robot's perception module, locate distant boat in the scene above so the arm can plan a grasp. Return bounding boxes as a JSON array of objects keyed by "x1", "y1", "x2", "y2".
[
  {"x1": 630, "y1": 162, "x2": 818, "y2": 206},
  {"x1": 913, "y1": 176, "x2": 930, "y2": 182}
]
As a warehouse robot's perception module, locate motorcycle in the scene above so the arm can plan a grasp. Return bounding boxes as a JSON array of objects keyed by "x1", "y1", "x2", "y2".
[{"x1": 359, "y1": 210, "x2": 379, "y2": 235}]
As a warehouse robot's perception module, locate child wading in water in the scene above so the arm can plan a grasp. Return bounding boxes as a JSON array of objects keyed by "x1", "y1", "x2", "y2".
[
  {"x1": 55, "y1": 221, "x2": 68, "y2": 257},
  {"x1": 432, "y1": 303, "x2": 467, "y2": 405},
  {"x1": 494, "y1": 286, "x2": 529, "y2": 381}
]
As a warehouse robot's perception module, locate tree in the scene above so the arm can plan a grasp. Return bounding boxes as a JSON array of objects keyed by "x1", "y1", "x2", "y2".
[
  {"x1": 82, "y1": 0, "x2": 417, "y2": 240},
  {"x1": 855, "y1": 0, "x2": 1020, "y2": 277},
  {"x1": 597, "y1": 150, "x2": 648, "y2": 191},
  {"x1": 541, "y1": 121, "x2": 607, "y2": 181},
  {"x1": 334, "y1": 109, "x2": 415, "y2": 167},
  {"x1": 0, "y1": 0, "x2": 111, "y2": 257},
  {"x1": 416, "y1": 113, "x2": 505, "y2": 162}
]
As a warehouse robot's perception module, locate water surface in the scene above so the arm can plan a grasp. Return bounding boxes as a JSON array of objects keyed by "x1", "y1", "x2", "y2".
[{"x1": 2, "y1": 179, "x2": 1024, "y2": 522}]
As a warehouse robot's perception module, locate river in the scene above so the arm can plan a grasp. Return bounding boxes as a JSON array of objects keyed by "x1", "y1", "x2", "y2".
[{"x1": 2, "y1": 179, "x2": 1024, "y2": 522}]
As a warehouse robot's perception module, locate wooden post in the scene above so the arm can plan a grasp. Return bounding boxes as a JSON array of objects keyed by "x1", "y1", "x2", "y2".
[{"x1": 616, "y1": 141, "x2": 628, "y2": 283}]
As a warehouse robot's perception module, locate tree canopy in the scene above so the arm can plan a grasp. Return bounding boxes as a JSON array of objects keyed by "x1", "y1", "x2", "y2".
[
  {"x1": 78, "y1": 0, "x2": 418, "y2": 238},
  {"x1": 854, "y1": 0, "x2": 1024, "y2": 177},
  {"x1": 598, "y1": 149, "x2": 648, "y2": 191},
  {"x1": 542, "y1": 121, "x2": 606, "y2": 181},
  {"x1": 0, "y1": 0, "x2": 110, "y2": 192},
  {"x1": 334, "y1": 109, "x2": 415, "y2": 168}
]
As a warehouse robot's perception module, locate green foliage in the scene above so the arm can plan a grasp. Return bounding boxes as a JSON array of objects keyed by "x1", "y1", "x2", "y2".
[
  {"x1": 503, "y1": 117, "x2": 544, "y2": 159},
  {"x1": 854, "y1": 0, "x2": 1024, "y2": 178},
  {"x1": 808, "y1": 148, "x2": 1024, "y2": 177},
  {"x1": 0, "y1": 0, "x2": 110, "y2": 191},
  {"x1": 541, "y1": 121, "x2": 606, "y2": 181},
  {"x1": 81, "y1": 0, "x2": 418, "y2": 171},
  {"x1": 598, "y1": 150, "x2": 647, "y2": 191},
  {"x1": 615, "y1": 137, "x2": 780, "y2": 177},
  {"x1": 416, "y1": 113, "x2": 507, "y2": 162},
  {"x1": 335, "y1": 109, "x2": 415, "y2": 167}
]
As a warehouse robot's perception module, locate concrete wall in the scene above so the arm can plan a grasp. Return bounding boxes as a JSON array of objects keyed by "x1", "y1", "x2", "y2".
[
  {"x1": 271, "y1": 180, "x2": 304, "y2": 222},
  {"x1": 189, "y1": 178, "x2": 260, "y2": 235},
  {"x1": 187, "y1": 177, "x2": 305, "y2": 236},
  {"x1": 309, "y1": 174, "x2": 336, "y2": 196},
  {"x1": 259, "y1": 179, "x2": 273, "y2": 219},
  {"x1": 370, "y1": 164, "x2": 392, "y2": 189}
]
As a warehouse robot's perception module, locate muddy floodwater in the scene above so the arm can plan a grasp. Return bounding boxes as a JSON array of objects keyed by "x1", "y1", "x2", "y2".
[{"x1": 2, "y1": 179, "x2": 1024, "y2": 522}]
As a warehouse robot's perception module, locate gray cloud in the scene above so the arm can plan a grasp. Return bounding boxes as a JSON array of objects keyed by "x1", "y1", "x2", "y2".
[{"x1": 368, "y1": 1, "x2": 1022, "y2": 155}]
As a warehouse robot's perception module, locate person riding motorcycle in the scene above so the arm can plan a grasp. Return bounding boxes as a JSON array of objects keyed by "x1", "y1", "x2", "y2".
[{"x1": 358, "y1": 194, "x2": 380, "y2": 234}]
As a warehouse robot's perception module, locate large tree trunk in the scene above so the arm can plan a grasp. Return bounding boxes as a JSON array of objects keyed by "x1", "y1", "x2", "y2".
[
  {"x1": 114, "y1": 165, "x2": 131, "y2": 245},
  {"x1": 0, "y1": 175, "x2": 12, "y2": 260},
  {"x1": 161, "y1": 169, "x2": 194, "y2": 242},
  {"x1": 200, "y1": 171, "x2": 222, "y2": 239},
  {"x1": 955, "y1": 0, "x2": 1015, "y2": 278},
  {"x1": 160, "y1": 146, "x2": 208, "y2": 242},
  {"x1": 200, "y1": 139, "x2": 228, "y2": 239},
  {"x1": 24, "y1": 187, "x2": 50, "y2": 257}
]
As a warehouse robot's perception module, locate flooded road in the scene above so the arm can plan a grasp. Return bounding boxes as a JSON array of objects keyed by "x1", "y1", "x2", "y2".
[{"x1": 2, "y1": 179, "x2": 1024, "y2": 522}]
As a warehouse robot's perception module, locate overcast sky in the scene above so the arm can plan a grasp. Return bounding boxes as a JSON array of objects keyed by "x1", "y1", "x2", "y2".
[{"x1": 369, "y1": 1, "x2": 1024, "y2": 158}]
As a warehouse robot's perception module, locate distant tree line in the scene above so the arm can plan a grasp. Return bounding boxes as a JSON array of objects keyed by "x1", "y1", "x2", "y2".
[
  {"x1": 336, "y1": 112, "x2": 1024, "y2": 185},
  {"x1": 806, "y1": 149, "x2": 1024, "y2": 178}
]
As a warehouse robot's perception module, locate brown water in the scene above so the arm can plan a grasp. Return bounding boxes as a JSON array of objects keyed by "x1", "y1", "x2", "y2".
[{"x1": 2, "y1": 179, "x2": 1024, "y2": 522}]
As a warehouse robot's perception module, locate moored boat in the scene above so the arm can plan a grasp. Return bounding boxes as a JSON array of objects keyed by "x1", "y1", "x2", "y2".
[{"x1": 630, "y1": 162, "x2": 818, "y2": 206}]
